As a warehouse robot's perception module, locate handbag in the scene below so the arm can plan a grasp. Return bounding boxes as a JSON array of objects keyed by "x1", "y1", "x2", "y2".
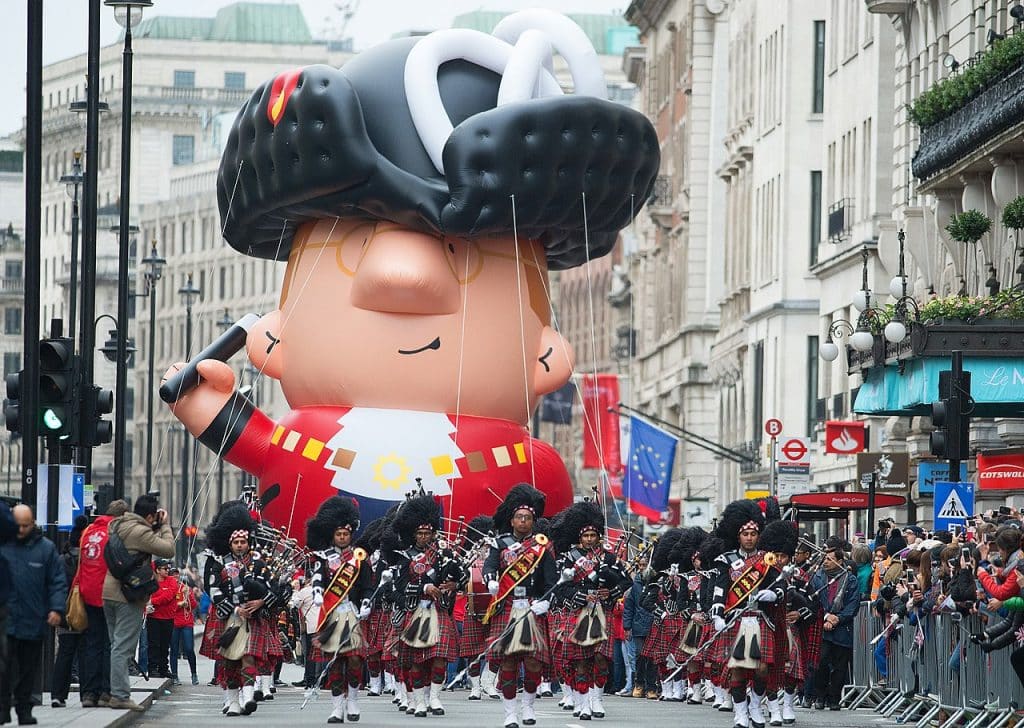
[
  {"x1": 66, "y1": 585, "x2": 88, "y2": 632},
  {"x1": 65, "y1": 553, "x2": 88, "y2": 632}
]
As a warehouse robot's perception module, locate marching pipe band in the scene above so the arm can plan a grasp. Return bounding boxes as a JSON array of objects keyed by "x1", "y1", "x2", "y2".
[{"x1": 191, "y1": 488, "x2": 849, "y2": 728}]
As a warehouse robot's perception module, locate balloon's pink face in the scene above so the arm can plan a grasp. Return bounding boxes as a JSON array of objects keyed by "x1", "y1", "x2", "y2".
[{"x1": 246, "y1": 218, "x2": 573, "y2": 425}]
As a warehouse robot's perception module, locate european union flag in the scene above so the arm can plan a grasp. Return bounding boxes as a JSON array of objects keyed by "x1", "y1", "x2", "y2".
[{"x1": 623, "y1": 416, "x2": 676, "y2": 520}]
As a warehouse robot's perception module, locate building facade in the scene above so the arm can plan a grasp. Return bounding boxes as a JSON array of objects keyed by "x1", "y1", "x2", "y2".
[
  {"x1": 619, "y1": 0, "x2": 727, "y2": 519},
  {"x1": 30, "y1": 2, "x2": 343, "y2": 515}
]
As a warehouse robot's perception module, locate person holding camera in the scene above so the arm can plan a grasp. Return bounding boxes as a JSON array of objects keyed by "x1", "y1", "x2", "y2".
[{"x1": 102, "y1": 494, "x2": 174, "y2": 712}]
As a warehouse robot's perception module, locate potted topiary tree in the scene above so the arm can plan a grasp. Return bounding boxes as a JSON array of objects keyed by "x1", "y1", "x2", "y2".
[
  {"x1": 1003, "y1": 195, "x2": 1024, "y2": 288},
  {"x1": 945, "y1": 208, "x2": 991, "y2": 296}
]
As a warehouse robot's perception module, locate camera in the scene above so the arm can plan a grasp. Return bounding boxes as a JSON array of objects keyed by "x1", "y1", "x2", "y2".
[{"x1": 999, "y1": 506, "x2": 1012, "y2": 515}]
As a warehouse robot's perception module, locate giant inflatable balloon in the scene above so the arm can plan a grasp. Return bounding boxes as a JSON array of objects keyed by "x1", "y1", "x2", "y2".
[{"x1": 162, "y1": 9, "x2": 659, "y2": 544}]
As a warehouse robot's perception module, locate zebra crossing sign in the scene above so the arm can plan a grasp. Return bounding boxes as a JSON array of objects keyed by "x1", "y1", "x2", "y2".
[{"x1": 933, "y1": 481, "x2": 974, "y2": 530}]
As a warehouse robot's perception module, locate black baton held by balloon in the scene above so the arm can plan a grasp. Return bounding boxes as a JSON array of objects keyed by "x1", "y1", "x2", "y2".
[{"x1": 159, "y1": 313, "x2": 261, "y2": 403}]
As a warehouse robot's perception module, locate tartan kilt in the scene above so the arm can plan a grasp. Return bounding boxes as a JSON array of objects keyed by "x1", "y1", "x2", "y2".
[
  {"x1": 641, "y1": 614, "x2": 684, "y2": 664},
  {"x1": 363, "y1": 609, "x2": 390, "y2": 656},
  {"x1": 309, "y1": 617, "x2": 368, "y2": 661},
  {"x1": 484, "y1": 603, "x2": 551, "y2": 665},
  {"x1": 679, "y1": 620, "x2": 711, "y2": 657},
  {"x1": 710, "y1": 612, "x2": 775, "y2": 667},
  {"x1": 199, "y1": 613, "x2": 225, "y2": 660},
  {"x1": 799, "y1": 616, "x2": 823, "y2": 669},
  {"x1": 557, "y1": 607, "x2": 614, "y2": 662},
  {"x1": 381, "y1": 620, "x2": 401, "y2": 663},
  {"x1": 245, "y1": 615, "x2": 283, "y2": 662},
  {"x1": 396, "y1": 607, "x2": 458, "y2": 665},
  {"x1": 785, "y1": 625, "x2": 806, "y2": 683},
  {"x1": 459, "y1": 615, "x2": 489, "y2": 658}
]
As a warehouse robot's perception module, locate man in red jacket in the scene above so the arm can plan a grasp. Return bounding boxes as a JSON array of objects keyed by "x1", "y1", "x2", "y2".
[
  {"x1": 147, "y1": 559, "x2": 179, "y2": 680},
  {"x1": 77, "y1": 500, "x2": 128, "y2": 708}
]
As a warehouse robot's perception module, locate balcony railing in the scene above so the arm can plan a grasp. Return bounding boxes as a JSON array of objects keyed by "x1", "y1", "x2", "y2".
[
  {"x1": 827, "y1": 198, "x2": 853, "y2": 243},
  {"x1": 913, "y1": 55, "x2": 1024, "y2": 181},
  {"x1": 0, "y1": 278, "x2": 23, "y2": 295}
]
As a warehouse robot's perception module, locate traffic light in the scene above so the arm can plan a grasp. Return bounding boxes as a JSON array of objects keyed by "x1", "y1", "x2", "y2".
[
  {"x1": 929, "y1": 369, "x2": 971, "y2": 461},
  {"x1": 80, "y1": 384, "x2": 114, "y2": 447},
  {"x1": 38, "y1": 337, "x2": 78, "y2": 441},
  {"x1": 4, "y1": 370, "x2": 21, "y2": 434}
]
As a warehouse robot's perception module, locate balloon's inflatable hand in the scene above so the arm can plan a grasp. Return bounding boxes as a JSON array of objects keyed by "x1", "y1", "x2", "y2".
[{"x1": 162, "y1": 359, "x2": 237, "y2": 437}]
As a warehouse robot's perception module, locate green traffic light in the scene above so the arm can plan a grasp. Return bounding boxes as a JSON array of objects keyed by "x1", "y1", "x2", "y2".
[{"x1": 42, "y1": 408, "x2": 63, "y2": 431}]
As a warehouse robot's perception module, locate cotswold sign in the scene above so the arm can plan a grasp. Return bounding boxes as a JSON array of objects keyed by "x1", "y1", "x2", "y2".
[{"x1": 977, "y1": 452, "x2": 1024, "y2": 491}]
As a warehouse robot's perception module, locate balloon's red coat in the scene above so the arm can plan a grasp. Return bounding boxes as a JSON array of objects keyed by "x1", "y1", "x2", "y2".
[{"x1": 223, "y1": 405, "x2": 572, "y2": 544}]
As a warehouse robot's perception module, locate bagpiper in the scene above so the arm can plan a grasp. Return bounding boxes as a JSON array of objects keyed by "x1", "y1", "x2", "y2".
[
  {"x1": 550, "y1": 500, "x2": 631, "y2": 721},
  {"x1": 755, "y1": 519, "x2": 800, "y2": 727},
  {"x1": 708, "y1": 499, "x2": 771, "y2": 728},
  {"x1": 199, "y1": 500, "x2": 246, "y2": 713},
  {"x1": 307, "y1": 496, "x2": 374, "y2": 723},
  {"x1": 382, "y1": 494, "x2": 463, "y2": 718},
  {"x1": 482, "y1": 484, "x2": 557, "y2": 728},
  {"x1": 455, "y1": 515, "x2": 496, "y2": 701},
  {"x1": 682, "y1": 535, "x2": 729, "y2": 710},
  {"x1": 206, "y1": 504, "x2": 282, "y2": 717},
  {"x1": 353, "y1": 514, "x2": 394, "y2": 700},
  {"x1": 639, "y1": 528, "x2": 687, "y2": 702},
  {"x1": 670, "y1": 526, "x2": 709, "y2": 705}
]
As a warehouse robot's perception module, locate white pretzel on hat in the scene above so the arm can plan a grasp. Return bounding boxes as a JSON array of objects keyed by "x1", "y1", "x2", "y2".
[
  {"x1": 404, "y1": 29, "x2": 561, "y2": 175},
  {"x1": 491, "y1": 9, "x2": 607, "y2": 100},
  {"x1": 404, "y1": 9, "x2": 607, "y2": 175}
]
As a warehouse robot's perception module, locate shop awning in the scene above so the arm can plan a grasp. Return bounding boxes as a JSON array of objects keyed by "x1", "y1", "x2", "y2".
[{"x1": 853, "y1": 357, "x2": 1024, "y2": 417}]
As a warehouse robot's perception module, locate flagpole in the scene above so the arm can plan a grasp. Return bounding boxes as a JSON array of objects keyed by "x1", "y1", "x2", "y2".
[{"x1": 611, "y1": 403, "x2": 756, "y2": 465}]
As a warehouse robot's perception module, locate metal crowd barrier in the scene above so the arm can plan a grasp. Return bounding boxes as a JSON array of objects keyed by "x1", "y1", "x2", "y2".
[{"x1": 841, "y1": 601, "x2": 1024, "y2": 728}]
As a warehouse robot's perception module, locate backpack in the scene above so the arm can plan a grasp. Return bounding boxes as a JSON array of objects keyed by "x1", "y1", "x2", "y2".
[
  {"x1": 104, "y1": 526, "x2": 159, "y2": 603},
  {"x1": 103, "y1": 528, "x2": 142, "y2": 580}
]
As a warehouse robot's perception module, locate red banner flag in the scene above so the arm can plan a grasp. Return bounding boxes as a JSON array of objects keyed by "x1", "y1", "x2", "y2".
[{"x1": 581, "y1": 374, "x2": 621, "y2": 473}]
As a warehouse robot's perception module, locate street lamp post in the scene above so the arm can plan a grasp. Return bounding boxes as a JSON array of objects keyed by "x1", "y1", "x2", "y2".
[
  {"x1": 106, "y1": 0, "x2": 153, "y2": 501},
  {"x1": 178, "y1": 273, "x2": 201, "y2": 530},
  {"x1": 215, "y1": 308, "x2": 233, "y2": 505},
  {"x1": 141, "y1": 243, "x2": 165, "y2": 494},
  {"x1": 59, "y1": 151, "x2": 83, "y2": 342}
]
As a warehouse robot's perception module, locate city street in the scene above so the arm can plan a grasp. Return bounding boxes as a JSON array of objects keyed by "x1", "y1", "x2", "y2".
[{"x1": 137, "y1": 658, "x2": 887, "y2": 728}]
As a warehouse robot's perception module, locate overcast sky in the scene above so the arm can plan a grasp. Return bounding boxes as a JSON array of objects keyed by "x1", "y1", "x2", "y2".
[{"x1": 0, "y1": 0, "x2": 628, "y2": 137}]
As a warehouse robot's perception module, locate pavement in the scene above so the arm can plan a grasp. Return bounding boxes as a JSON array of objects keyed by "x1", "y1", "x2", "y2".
[
  {"x1": 15, "y1": 673, "x2": 172, "y2": 728},
  {"x1": 23, "y1": 636, "x2": 892, "y2": 728},
  {"x1": 126, "y1": 657, "x2": 891, "y2": 728}
]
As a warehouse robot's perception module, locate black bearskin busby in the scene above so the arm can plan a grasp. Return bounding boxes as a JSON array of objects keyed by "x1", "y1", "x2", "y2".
[
  {"x1": 492, "y1": 483, "x2": 546, "y2": 534},
  {"x1": 551, "y1": 500, "x2": 604, "y2": 554},
  {"x1": 464, "y1": 515, "x2": 494, "y2": 546},
  {"x1": 757, "y1": 496, "x2": 781, "y2": 523},
  {"x1": 669, "y1": 526, "x2": 707, "y2": 572},
  {"x1": 715, "y1": 499, "x2": 766, "y2": 550},
  {"x1": 651, "y1": 528, "x2": 684, "y2": 573},
  {"x1": 206, "y1": 502, "x2": 256, "y2": 556},
  {"x1": 697, "y1": 535, "x2": 725, "y2": 568},
  {"x1": 534, "y1": 517, "x2": 552, "y2": 538},
  {"x1": 382, "y1": 495, "x2": 442, "y2": 552},
  {"x1": 217, "y1": 19, "x2": 659, "y2": 269},
  {"x1": 759, "y1": 519, "x2": 798, "y2": 557},
  {"x1": 354, "y1": 514, "x2": 390, "y2": 554},
  {"x1": 306, "y1": 496, "x2": 361, "y2": 551}
]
